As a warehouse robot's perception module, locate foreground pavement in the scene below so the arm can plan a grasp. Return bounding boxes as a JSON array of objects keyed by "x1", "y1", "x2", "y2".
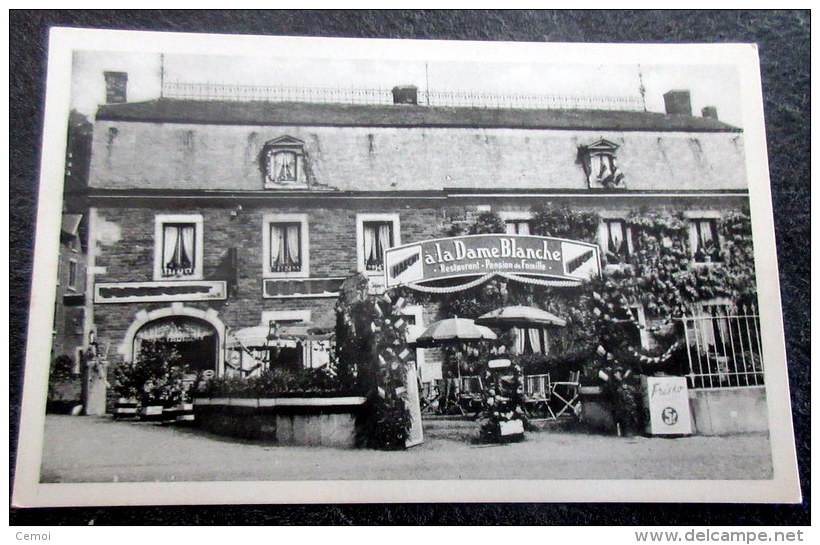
[{"x1": 39, "y1": 415, "x2": 773, "y2": 483}]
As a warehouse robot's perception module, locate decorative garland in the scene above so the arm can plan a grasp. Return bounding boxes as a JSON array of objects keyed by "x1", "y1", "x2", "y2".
[
  {"x1": 402, "y1": 272, "x2": 580, "y2": 294},
  {"x1": 497, "y1": 272, "x2": 581, "y2": 288},
  {"x1": 594, "y1": 340, "x2": 683, "y2": 369},
  {"x1": 404, "y1": 274, "x2": 495, "y2": 294}
]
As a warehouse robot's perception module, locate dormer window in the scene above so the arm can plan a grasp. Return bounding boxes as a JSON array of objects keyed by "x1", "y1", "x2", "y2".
[
  {"x1": 581, "y1": 139, "x2": 626, "y2": 189},
  {"x1": 262, "y1": 136, "x2": 308, "y2": 188}
]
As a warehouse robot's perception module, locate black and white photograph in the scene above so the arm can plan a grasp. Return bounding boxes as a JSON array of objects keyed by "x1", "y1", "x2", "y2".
[{"x1": 11, "y1": 26, "x2": 801, "y2": 507}]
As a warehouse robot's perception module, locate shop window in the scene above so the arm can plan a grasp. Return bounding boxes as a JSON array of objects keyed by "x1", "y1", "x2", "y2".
[
  {"x1": 262, "y1": 136, "x2": 307, "y2": 188},
  {"x1": 688, "y1": 217, "x2": 722, "y2": 263},
  {"x1": 357, "y1": 214, "x2": 400, "y2": 274},
  {"x1": 581, "y1": 138, "x2": 626, "y2": 189},
  {"x1": 688, "y1": 300, "x2": 732, "y2": 349},
  {"x1": 263, "y1": 214, "x2": 309, "y2": 278},
  {"x1": 153, "y1": 214, "x2": 204, "y2": 280}
]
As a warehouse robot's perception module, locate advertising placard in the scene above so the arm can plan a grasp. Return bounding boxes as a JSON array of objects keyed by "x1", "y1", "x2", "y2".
[{"x1": 641, "y1": 376, "x2": 693, "y2": 435}]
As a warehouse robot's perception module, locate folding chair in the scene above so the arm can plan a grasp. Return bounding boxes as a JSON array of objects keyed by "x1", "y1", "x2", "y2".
[
  {"x1": 419, "y1": 382, "x2": 439, "y2": 415},
  {"x1": 459, "y1": 375, "x2": 483, "y2": 394},
  {"x1": 524, "y1": 373, "x2": 556, "y2": 420},
  {"x1": 441, "y1": 378, "x2": 466, "y2": 415},
  {"x1": 551, "y1": 370, "x2": 581, "y2": 418}
]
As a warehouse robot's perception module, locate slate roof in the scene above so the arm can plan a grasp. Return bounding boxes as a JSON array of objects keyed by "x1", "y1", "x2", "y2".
[{"x1": 96, "y1": 99, "x2": 741, "y2": 132}]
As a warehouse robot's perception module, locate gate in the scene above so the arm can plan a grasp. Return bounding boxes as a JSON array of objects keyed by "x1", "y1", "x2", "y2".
[{"x1": 679, "y1": 305, "x2": 764, "y2": 389}]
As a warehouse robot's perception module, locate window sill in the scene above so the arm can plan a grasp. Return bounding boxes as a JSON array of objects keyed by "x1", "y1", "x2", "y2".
[
  {"x1": 263, "y1": 270, "x2": 310, "y2": 280},
  {"x1": 154, "y1": 274, "x2": 204, "y2": 282},
  {"x1": 263, "y1": 182, "x2": 310, "y2": 190}
]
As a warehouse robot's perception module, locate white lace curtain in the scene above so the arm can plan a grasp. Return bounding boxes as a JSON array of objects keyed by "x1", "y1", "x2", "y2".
[
  {"x1": 364, "y1": 222, "x2": 392, "y2": 271},
  {"x1": 162, "y1": 223, "x2": 195, "y2": 277},
  {"x1": 689, "y1": 219, "x2": 717, "y2": 260},
  {"x1": 505, "y1": 221, "x2": 531, "y2": 235},
  {"x1": 273, "y1": 151, "x2": 297, "y2": 182},
  {"x1": 270, "y1": 223, "x2": 301, "y2": 271},
  {"x1": 607, "y1": 220, "x2": 624, "y2": 253},
  {"x1": 588, "y1": 153, "x2": 624, "y2": 187}
]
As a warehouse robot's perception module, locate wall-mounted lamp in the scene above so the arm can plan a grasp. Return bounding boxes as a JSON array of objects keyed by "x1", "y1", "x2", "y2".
[{"x1": 230, "y1": 205, "x2": 243, "y2": 219}]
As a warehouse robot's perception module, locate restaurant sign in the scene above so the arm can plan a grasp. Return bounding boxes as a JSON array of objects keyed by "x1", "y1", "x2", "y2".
[{"x1": 384, "y1": 234, "x2": 600, "y2": 288}]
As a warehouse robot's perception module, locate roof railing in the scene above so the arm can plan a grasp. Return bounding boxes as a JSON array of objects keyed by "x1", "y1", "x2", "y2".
[{"x1": 161, "y1": 81, "x2": 644, "y2": 111}]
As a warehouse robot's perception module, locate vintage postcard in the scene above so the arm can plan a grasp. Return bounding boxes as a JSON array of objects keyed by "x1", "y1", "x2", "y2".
[{"x1": 12, "y1": 27, "x2": 800, "y2": 506}]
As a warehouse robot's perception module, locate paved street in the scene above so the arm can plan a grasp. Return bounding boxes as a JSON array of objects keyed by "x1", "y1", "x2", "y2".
[{"x1": 39, "y1": 415, "x2": 773, "y2": 483}]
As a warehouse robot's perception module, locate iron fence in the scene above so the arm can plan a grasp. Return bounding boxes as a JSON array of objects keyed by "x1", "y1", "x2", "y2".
[
  {"x1": 161, "y1": 81, "x2": 643, "y2": 111},
  {"x1": 679, "y1": 305, "x2": 764, "y2": 389}
]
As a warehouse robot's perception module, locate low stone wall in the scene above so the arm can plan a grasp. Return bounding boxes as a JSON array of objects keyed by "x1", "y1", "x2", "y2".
[
  {"x1": 193, "y1": 397, "x2": 367, "y2": 447},
  {"x1": 47, "y1": 377, "x2": 83, "y2": 414},
  {"x1": 580, "y1": 384, "x2": 769, "y2": 436},
  {"x1": 688, "y1": 386, "x2": 768, "y2": 436}
]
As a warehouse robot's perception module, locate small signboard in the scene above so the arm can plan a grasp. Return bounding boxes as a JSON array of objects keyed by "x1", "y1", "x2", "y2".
[
  {"x1": 384, "y1": 234, "x2": 600, "y2": 288},
  {"x1": 94, "y1": 280, "x2": 227, "y2": 304},
  {"x1": 641, "y1": 376, "x2": 693, "y2": 435}
]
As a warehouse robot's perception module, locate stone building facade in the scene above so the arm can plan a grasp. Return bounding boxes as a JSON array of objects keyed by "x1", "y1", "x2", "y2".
[{"x1": 82, "y1": 77, "x2": 754, "y2": 401}]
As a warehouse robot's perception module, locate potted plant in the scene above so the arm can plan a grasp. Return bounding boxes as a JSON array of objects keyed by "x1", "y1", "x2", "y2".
[
  {"x1": 129, "y1": 341, "x2": 186, "y2": 422},
  {"x1": 111, "y1": 360, "x2": 141, "y2": 420}
]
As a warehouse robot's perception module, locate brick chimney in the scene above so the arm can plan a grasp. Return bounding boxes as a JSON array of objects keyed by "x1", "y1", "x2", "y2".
[
  {"x1": 104, "y1": 71, "x2": 128, "y2": 104},
  {"x1": 663, "y1": 90, "x2": 692, "y2": 116},
  {"x1": 392, "y1": 85, "x2": 418, "y2": 105},
  {"x1": 701, "y1": 106, "x2": 719, "y2": 120}
]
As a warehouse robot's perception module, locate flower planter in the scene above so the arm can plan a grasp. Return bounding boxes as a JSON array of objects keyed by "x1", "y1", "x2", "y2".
[
  {"x1": 193, "y1": 396, "x2": 367, "y2": 447},
  {"x1": 113, "y1": 397, "x2": 139, "y2": 420},
  {"x1": 174, "y1": 402, "x2": 195, "y2": 423},
  {"x1": 139, "y1": 404, "x2": 172, "y2": 422}
]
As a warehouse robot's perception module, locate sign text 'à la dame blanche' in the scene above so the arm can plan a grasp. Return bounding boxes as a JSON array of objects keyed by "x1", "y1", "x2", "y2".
[{"x1": 384, "y1": 234, "x2": 600, "y2": 288}]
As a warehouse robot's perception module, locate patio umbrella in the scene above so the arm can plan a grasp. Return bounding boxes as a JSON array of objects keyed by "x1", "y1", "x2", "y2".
[
  {"x1": 226, "y1": 325, "x2": 273, "y2": 349},
  {"x1": 412, "y1": 316, "x2": 498, "y2": 393},
  {"x1": 475, "y1": 305, "x2": 567, "y2": 328},
  {"x1": 412, "y1": 317, "x2": 498, "y2": 349}
]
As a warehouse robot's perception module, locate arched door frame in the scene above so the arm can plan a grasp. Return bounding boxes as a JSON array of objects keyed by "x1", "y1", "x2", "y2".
[{"x1": 119, "y1": 303, "x2": 226, "y2": 375}]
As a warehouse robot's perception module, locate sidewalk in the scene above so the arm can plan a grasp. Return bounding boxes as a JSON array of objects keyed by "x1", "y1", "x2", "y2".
[{"x1": 39, "y1": 415, "x2": 773, "y2": 483}]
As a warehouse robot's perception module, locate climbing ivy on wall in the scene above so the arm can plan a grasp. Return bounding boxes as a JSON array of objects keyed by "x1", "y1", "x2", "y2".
[
  {"x1": 429, "y1": 204, "x2": 758, "y2": 369},
  {"x1": 335, "y1": 274, "x2": 413, "y2": 449},
  {"x1": 530, "y1": 203, "x2": 599, "y2": 242},
  {"x1": 622, "y1": 208, "x2": 758, "y2": 316}
]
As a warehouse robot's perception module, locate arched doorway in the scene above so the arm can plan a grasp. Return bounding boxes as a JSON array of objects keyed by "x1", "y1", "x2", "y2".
[{"x1": 133, "y1": 316, "x2": 218, "y2": 374}]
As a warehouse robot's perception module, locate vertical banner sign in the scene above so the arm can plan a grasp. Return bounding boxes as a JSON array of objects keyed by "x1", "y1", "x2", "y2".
[
  {"x1": 385, "y1": 234, "x2": 600, "y2": 288},
  {"x1": 641, "y1": 376, "x2": 693, "y2": 435}
]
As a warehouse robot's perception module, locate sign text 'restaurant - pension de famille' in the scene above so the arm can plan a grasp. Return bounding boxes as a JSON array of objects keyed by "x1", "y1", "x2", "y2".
[{"x1": 384, "y1": 234, "x2": 600, "y2": 287}]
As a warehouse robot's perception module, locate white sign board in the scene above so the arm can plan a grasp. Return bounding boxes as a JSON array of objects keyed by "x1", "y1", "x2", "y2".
[
  {"x1": 404, "y1": 366, "x2": 424, "y2": 448},
  {"x1": 641, "y1": 376, "x2": 693, "y2": 435}
]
